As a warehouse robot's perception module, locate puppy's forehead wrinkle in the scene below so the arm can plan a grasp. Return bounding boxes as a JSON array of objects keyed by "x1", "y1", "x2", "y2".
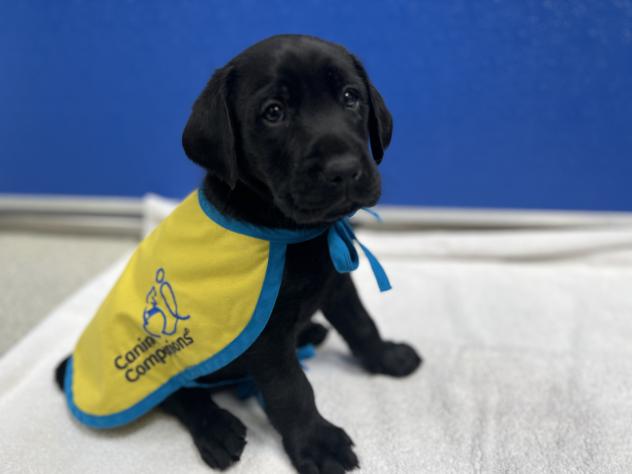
[
  {"x1": 236, "y1": 44, "x2": 360, "y2": 98},
  {"x1": 276, "y1": 57, "x2": 358, "y2": 88},
  {"x1": 250, "y1": 80, "x2": 290, "y2": 101}
]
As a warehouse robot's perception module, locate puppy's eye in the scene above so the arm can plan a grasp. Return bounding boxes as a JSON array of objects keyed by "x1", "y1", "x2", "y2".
[
  {"x1": 263, "y1": 102, "x2": 285, "y2": 123},
  {"x1": 342, "y1": 88, "x2": 360, "y2": 109}
]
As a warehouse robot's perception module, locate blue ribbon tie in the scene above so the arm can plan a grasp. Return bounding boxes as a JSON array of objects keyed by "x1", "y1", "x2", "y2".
[{"x1": 327, "y1": 213, "x2": 392, "y2": 292}]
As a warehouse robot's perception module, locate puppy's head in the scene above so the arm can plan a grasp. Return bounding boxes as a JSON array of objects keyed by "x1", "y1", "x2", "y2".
[{"x1": 183, "y1": 35, "x2": 392, "y2": 225}]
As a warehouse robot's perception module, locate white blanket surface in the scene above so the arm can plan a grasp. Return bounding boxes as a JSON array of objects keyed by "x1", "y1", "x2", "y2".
[{"x1": 2, "y1": 215, "x2": 632, "y2": 473}]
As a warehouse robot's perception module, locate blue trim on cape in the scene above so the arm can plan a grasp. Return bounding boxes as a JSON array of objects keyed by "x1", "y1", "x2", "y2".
[
  {"x1": 198, "y1": 189, "x2": 327, "y2": 243},
  {"x1": 64, "y1": 241, "x2": 287, "y2": 429}
]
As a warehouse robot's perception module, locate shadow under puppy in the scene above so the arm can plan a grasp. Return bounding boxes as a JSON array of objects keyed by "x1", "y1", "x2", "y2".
[{"x1": 55, "y1": 34, "x2": 421, "y2": 473}]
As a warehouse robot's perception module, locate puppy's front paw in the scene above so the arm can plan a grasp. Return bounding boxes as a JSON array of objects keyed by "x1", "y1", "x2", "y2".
[
  {"x1": 285, "y1": 418, "x2": 358, "y2": 474},
  {"x1": 192, "y1": 407, "x2": 247, "y2": 470},
  {"x1": 360, "y1": 341, "x2": 422, "y2": 377}
]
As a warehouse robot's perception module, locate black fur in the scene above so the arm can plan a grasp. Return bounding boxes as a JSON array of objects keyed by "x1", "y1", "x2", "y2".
[{"x1": 56, "y1": 34, "x2": 421, "y2": 473}]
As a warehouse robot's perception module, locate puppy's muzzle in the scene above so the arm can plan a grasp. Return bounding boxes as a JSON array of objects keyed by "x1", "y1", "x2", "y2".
[{"x1": 320, "y1": 154, "x2": 363, "y2": 187}]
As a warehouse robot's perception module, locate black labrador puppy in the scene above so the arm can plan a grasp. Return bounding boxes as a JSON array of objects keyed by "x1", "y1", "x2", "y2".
[{"x1": 57, "y1": 34, "x2": 421, "y2": 473}]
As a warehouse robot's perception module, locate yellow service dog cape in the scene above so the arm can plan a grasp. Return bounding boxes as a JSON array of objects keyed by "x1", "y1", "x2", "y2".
[{"x1": 64, "y1": 189, "x2": 391, "y2": 429}]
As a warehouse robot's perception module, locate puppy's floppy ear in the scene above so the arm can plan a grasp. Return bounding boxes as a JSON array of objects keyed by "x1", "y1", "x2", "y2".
[
  {"x1": 351, "y1": 55, "x2": 393, "y2": 164},
  {"x1": 182, "y1": 65, "x2": 238, "y2": 188}
]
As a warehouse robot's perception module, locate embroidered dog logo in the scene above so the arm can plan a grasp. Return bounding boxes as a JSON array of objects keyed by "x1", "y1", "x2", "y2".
[{"x1": 142, "y1": 268, "x2": 190, "y2": 337}]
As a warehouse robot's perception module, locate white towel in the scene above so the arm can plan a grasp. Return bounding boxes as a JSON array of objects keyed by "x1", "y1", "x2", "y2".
[{"x1": 2, "y1": 213, "x2": 632, "y2": 473}]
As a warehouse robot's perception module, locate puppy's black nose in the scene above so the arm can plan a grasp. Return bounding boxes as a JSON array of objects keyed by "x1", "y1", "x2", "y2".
[{"x1": 321, "y1": 155, "x2": 362, "y2": 185}]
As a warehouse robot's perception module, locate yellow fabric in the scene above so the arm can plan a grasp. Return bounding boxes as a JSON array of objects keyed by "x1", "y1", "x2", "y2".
[{"x1": 71, "y1": 191, "x2": 270, "y2": 417}]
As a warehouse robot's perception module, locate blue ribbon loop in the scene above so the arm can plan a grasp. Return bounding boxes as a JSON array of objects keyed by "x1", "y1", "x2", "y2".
[{"x1": 327, "y1": 212, "x2": 392, "y2": 292}]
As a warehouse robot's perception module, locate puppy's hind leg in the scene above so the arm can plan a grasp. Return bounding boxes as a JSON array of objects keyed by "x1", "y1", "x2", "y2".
[
  {"x1": 54, "y1": 357, "x2": 70, "y2": 390},
  {"x1": 297, "y1": 320, "x2": 329, "y2": 348},
  {"x1": 161, "y1": 387, "x2": 247, "y2": 471}
]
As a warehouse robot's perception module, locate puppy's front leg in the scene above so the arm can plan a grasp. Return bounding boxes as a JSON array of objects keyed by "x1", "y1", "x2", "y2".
[
  {"x1": 250, "y1": 340, "x2": 358, "y2": 473},
  {"x1": 321, "y1": 273, "x2": 422, "y2": 377}
]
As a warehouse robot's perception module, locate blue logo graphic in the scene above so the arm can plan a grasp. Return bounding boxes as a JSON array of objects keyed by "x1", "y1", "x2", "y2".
[{"x1": 143, "y1": 268, "x2": 190, "y2": 337}]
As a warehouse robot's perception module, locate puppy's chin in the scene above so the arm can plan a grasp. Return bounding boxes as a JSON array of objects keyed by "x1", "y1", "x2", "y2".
[
  {"x1": 283, "y1": 206, "x2": 356, "y2": 226},
  {"x1": 274, "y1": 192, "x2": 379, "y2": 226}
]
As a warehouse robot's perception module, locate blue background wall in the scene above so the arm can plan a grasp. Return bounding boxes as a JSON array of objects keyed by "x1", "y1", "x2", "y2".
[{"x1": 1, "y1": 1, "x2": 631, "y2": 210}]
